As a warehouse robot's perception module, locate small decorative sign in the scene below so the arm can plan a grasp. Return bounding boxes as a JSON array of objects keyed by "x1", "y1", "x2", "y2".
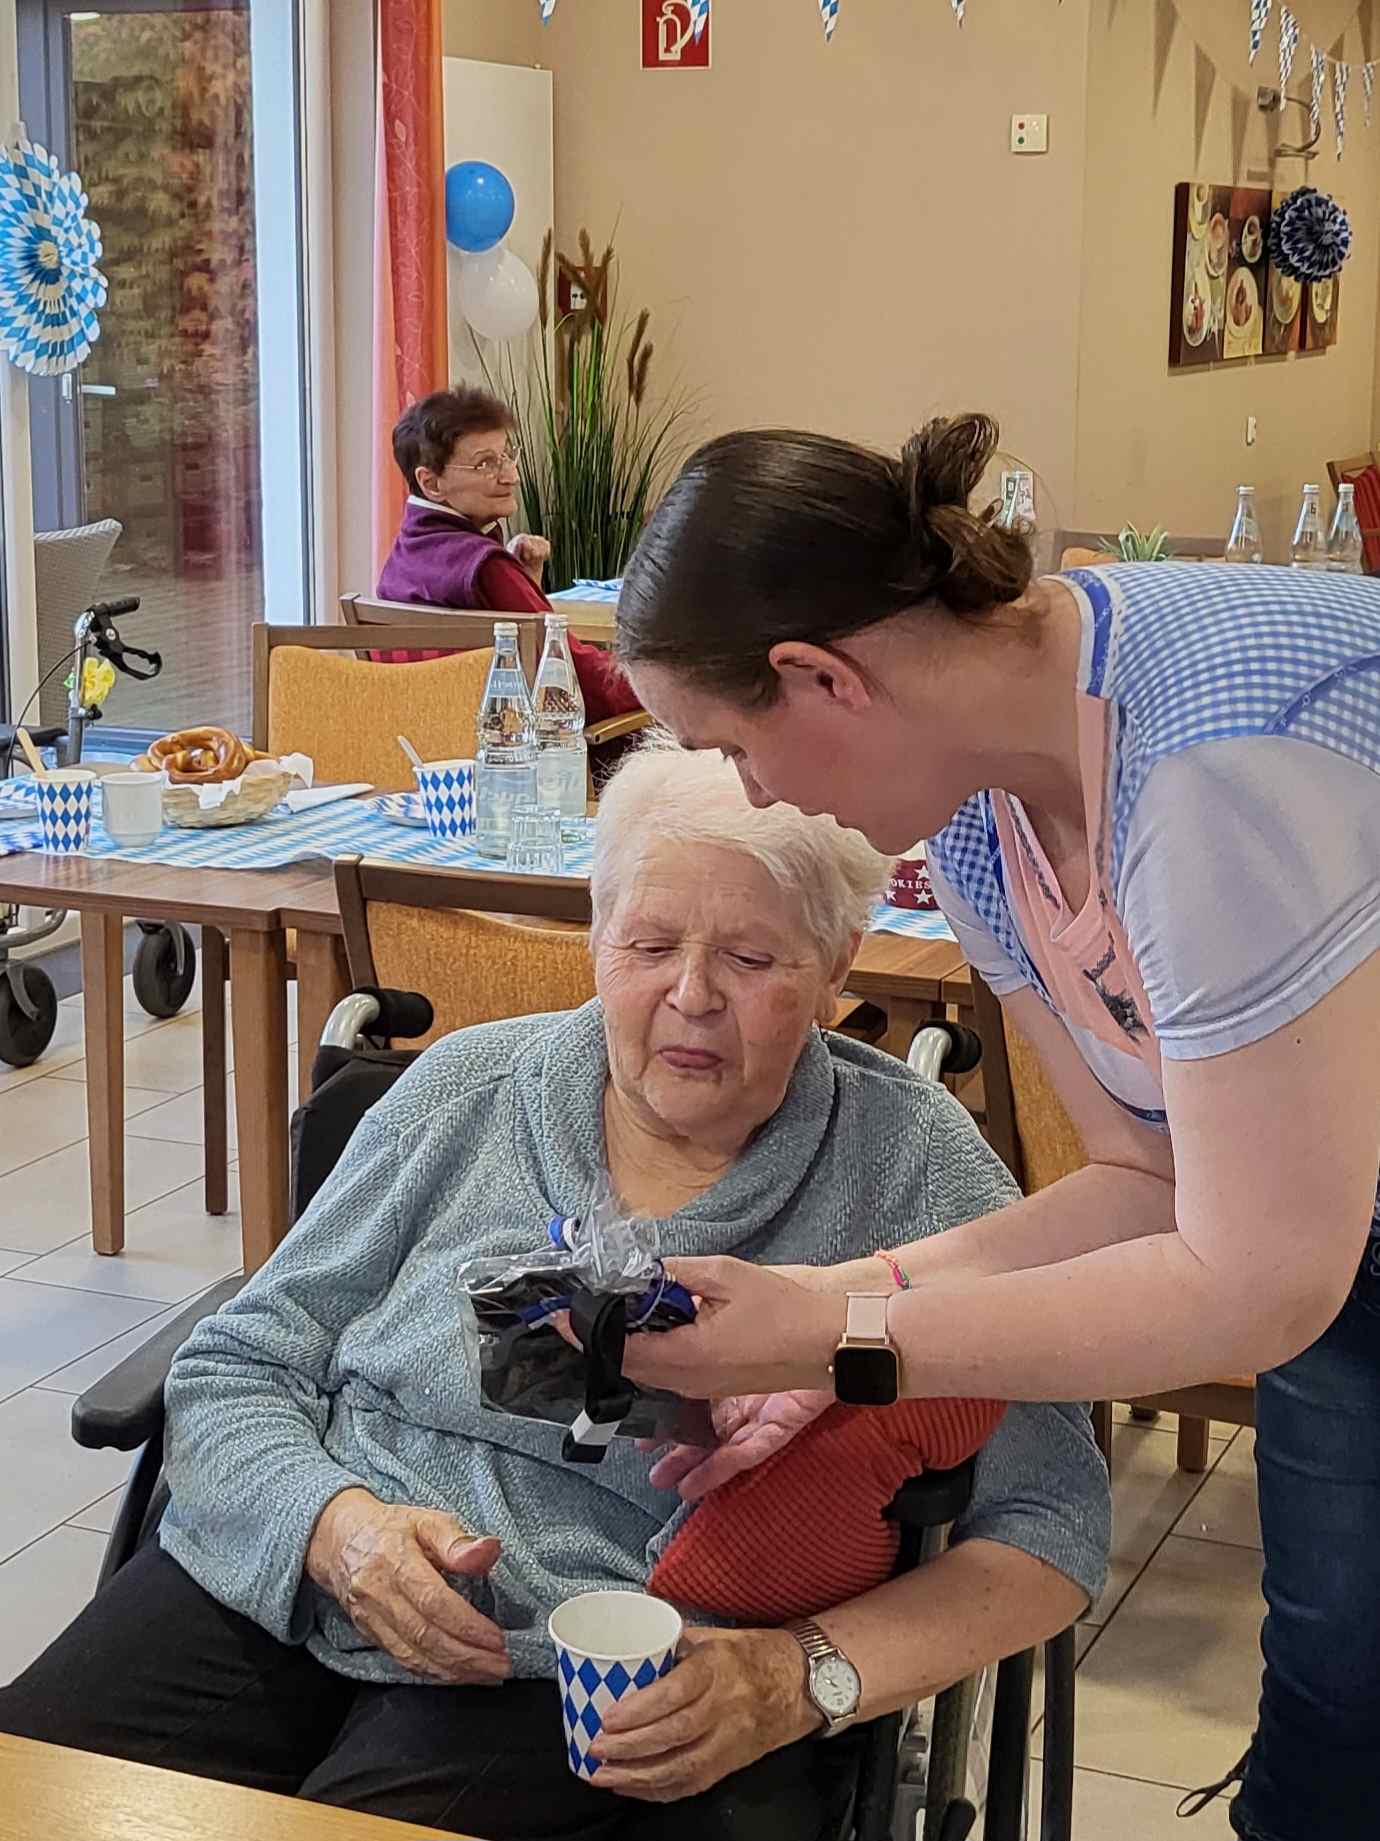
[{"x1": 642, "y1": 0, "x2": 711, "y2": 70}]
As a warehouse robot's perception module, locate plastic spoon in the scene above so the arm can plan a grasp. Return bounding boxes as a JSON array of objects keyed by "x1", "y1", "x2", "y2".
[{"x1": 398, "y1": 734, "x2": 424, "y2": 774}]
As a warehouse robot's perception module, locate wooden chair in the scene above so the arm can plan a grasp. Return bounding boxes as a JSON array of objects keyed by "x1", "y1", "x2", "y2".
[
  {"x1": 251, "y1": 623, "x2": 494, "y2": 792},
  {"x1": 969, "y1": 970, "x2": 1255, "y2": 1474},
  {"x1": 340, "y1": 591, "x2": 544, "y2": 682},
  {"x1": 335, "y1": 856, "x2": 595, "y2": 1044},
  {"x1": 340, "y1": 593, "x2": 654, "y2": 783},
  {"x1": 1051, "y1": 530, "x2": 1226, "y2": 570},
  {"x1": 193, "y1": 626, "x2": 498, "y2": 1220},
  {"x1": 1326, "y1": 452, "x2": 1380, "y2": 574}
]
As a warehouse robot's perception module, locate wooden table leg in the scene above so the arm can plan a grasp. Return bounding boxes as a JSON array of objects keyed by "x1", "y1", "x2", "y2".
[
  {"x1": 228, "y1": 928, "x2": 289, "y2": 1275},
  {"x1": 81, "y1": 912, "x2": 125, "y2": 1256},
  {"x1": 879, "y1": 996, "x2": 934, "y2": 1062},
  {"x1": 201, "y1": 927, "x2": 228, "y2": 1218},
  {"x1": 293, "y1": 930, "x2": 350, "y2": 1103}
]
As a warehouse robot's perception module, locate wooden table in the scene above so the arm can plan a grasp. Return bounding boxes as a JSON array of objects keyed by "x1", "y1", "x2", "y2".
[
  {"x1": 549, "y1": 596, "x2": 616, "y2": 647},
  {"x1": 0, "y1": 852, "x2": 327, "y2": 1270},
  {"x1": 0, "y1": 1734, "x2": 469, "y2": 1841}
]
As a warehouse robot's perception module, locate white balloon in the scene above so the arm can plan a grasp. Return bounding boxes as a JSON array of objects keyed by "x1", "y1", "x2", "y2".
[{"x1": 458, "y1": 245, "x2": 539, "y2": 341}]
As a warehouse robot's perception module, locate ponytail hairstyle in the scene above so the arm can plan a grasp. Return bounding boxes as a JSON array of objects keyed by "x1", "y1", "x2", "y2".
[{"x1": 618, "y1": 413, "x2": 1035, "y2": 704}]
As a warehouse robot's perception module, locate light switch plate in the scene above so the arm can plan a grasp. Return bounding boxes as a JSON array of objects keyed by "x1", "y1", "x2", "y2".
[{"x1": 1011, "y1": 113, "x2": 1049, "y2": 153}]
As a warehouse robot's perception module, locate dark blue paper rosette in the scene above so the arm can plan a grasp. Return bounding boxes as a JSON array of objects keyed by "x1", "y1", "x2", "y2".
[
  {"x1": 1268, "y1": 187, "x2": 1352, "y2": 284},
  {"x1": 0, "y1": 132, "x2": 107, "y2": 376}
]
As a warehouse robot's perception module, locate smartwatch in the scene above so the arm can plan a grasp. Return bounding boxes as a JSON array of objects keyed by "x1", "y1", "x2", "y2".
[{"x1": 831, "y1": 1293, "x2": 901, "y2": 1406}]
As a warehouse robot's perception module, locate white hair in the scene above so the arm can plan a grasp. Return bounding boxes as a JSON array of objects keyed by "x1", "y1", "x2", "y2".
[{"x1": 590, "y1": 734, "x2": 889, "y2": 961}]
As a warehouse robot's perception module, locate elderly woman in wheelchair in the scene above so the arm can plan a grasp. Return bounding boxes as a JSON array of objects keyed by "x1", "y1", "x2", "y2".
[{"x1": 0, "y1": 745, "x2": 1108, "y2": 1840}]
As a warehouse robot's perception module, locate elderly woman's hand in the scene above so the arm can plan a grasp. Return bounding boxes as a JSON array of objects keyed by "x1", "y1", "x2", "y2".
[
  {"x1": 621, "y1": 1257, "x2": 844, "y2": 1400},
  {"x1": 507, "y1": 532, "x2": 550, "y2": 586},
  {"x1": 590, "y1": 1627, "x2": 815, "y2": 1801},
  {"x1": 647, "y1": 1390, "x2": 834, "y2": 1499},
  {"x1": 305, "y1": 1487, "x2": 512, "y2": 1685}
]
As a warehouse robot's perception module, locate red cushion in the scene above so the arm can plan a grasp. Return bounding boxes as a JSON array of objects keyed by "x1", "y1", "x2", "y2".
[
  {"x1": 648, "y1": 1396, "x2": 1005, "y2": 1624},
  {"x1": 1344, "y1": 465, "x2": 1380, "y2": 575},
  {"x1": 366, "y1": 647, "x2": 453, "y2": 664}
]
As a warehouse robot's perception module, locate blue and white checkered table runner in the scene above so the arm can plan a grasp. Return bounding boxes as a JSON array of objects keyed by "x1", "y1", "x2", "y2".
[
  {"x1": 0, "y1": 781, "x2": 954, "y2": 942},
  {"x1": 551, "y1": 580, "x2": 622, "y2": 605}
]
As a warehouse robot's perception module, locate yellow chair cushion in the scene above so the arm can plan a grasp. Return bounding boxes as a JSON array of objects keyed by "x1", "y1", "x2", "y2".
[
  {"x1": 267, "y1": 647, "x2": 493, "y2": 792},
  {"x1": 366, "y1": 904, "x2": 596, "y2": 1047},
  {"x1": 1007, "y1": 1023, "x2": 1087, "y2": 1193}
]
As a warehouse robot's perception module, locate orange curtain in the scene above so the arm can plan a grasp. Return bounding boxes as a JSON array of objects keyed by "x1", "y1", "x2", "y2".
[{"x1": 372, "y1": 0, "x2": 449, "y2": 579}]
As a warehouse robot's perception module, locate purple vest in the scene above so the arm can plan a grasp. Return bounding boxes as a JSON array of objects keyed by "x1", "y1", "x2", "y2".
[{"x1": 377, "y1": 501, "x2": 504, "y2": 609}]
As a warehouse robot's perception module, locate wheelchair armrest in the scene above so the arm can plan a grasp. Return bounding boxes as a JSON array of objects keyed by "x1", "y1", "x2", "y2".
[
  {"x1": 70, "y1": 1274, "x2": 245, "y2": 1452},
  {"x1": 886, "y1": 1458, "x2": 977, "y2": 1531}
]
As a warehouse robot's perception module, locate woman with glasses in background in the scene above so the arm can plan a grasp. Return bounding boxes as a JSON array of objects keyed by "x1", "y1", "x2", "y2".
[{"x1": 375, "y1": 384, "x2": 640, "y2": 727}]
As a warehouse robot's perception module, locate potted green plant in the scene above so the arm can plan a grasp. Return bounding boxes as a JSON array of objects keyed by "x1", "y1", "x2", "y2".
[
  {"x1": 1105, "y1": 523, "x2": 1175, "y2": 562},
  {"x1": 482, "y1": 230, "x2": 694, "y2": 593}
]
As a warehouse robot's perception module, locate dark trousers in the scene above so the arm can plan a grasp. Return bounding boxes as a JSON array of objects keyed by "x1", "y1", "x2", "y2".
[
  {"x1": 1231, "y1": 1275, "x2": 1380, "y2": 1841},
  {"x1": 0, "y1": 1543, "x2": 858, "y2": 1840}
]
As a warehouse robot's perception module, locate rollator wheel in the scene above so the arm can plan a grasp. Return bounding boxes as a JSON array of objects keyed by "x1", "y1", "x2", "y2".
[
  {"x1": 0, "y1": 963, "x2": 59, "y2": 1068},
  {"x1": 132, "y1": 925, "x2": 197, "y2": 1020}
]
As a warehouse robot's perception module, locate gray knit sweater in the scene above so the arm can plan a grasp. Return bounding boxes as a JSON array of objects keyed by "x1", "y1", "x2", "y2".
[{"x1": 161, "y1": 1001, "x2": 1108, "y2": 1682}]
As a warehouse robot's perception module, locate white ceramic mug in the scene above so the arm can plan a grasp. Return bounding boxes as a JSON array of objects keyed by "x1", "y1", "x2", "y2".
[{"x1": 101, "y1": 772, "x2": 164, "y2": 848}]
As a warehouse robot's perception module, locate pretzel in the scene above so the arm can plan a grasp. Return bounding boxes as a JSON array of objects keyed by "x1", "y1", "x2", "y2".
[{"x1": 133, "y1": 727, "x2": 267, "y2": 784}]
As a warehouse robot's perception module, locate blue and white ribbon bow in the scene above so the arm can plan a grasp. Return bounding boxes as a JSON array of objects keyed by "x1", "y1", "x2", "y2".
[
  {"x1": 1249, "y1": 0, "x2": 1271, "y2": 63},
  {"x1": 1362, "y1": 61, "x2": 1374, "y2": 128},
  {"x1": 538, "y1": 0, "x2": 556, "y2": 21},
  {"x1": 1279, "y1": 5, "x2": 1300, "y2": 92},
  {"x1": 819, "y1": 0, "x2": 839, "y2": 40},
  {"x1": 1333, "y1": 60, "x2": 1349, "y2": 157},
  {"x1": 952, "y1": 0, "x2": 965, "y2": 23},
  {"x1": 688, "y1": 0, "x2": 709, "y2": 40}
]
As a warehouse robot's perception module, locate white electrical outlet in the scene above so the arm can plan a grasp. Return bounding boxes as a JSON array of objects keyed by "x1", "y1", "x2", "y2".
[{"x1": 1011, "y1": 113, "x2": 1048, "y2": 154}]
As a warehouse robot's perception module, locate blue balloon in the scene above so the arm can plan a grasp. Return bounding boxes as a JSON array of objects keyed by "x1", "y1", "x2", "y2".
[{"x1": 444, "y1": 162, "x2": 515, "y2": 254}]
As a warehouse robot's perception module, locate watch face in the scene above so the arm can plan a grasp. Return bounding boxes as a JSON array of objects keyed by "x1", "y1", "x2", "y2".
[
  {"x1": 834, "y1": 1343, "x2": 900, "y2": 1406},
  {"x1": 812, "y1": 1654, "x2": 862, "y2": 1719}
]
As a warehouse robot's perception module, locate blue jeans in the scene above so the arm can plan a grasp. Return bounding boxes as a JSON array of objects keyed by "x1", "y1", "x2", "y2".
[{"x1": 1232, "y1": 1240, "x2": 1380, "y2": 1841}]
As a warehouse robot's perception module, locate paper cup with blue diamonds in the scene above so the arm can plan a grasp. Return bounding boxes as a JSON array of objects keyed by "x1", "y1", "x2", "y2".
[
  {"x1": 548, "y1": 1590, "x2": 682, "y2": 1779},
  {"x1": 36, "y1": 770, "x2": 96, "y2": 854},
  {"x1": 414, "y1": 758, "x2": 476, "y2": 840}
]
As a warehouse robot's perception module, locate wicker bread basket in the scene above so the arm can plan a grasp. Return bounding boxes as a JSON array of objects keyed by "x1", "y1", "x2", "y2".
[{"x1": 161, "y1": 769, "x2": 293, "y2": 830}]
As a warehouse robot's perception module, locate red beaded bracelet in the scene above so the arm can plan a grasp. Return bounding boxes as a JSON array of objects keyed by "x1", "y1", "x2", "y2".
[{"x1": 873, "y1": 1250, "x2": 911, "y2": 1291}]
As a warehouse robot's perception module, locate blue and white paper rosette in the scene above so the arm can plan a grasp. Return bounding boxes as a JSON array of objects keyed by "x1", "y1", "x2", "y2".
[
  {"x1": 415, "y1": 759, "x2": 476, "y2": 839},
  {"x1": 36, "y1": 772, "x2": 94, "y2": 854},
  {"x1": 0, "y1": 132, "x2": 106, "y2": 377},
  {"x1": 549, "y1": 1591, "x2": 682, "y2": 1781}
]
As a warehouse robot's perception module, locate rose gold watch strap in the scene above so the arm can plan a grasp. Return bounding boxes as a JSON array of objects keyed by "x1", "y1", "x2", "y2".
[{"x1": 843, "y1": 1292, "x2": 890, "y2": 1343}]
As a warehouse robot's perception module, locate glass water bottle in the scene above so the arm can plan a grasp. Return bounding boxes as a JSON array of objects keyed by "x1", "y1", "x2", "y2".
[
  {"x1": 475, "y1": 621, "x2": 538, "y2": 860},
  {"x1": 1327, "y1": 482, "x2": 1364, "y2": 575},
  {"x1": 532, "y1": 613, "x2": 588, "y2": 838},
  {"x1": 1290, "y1": 485, "x2": 1328, "y2": 570},
  {"x1": 1225, "y1": 485, "x2": 1263, "y2": 565}
]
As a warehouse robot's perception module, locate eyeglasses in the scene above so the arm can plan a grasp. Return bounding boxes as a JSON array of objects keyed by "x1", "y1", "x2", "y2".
[{"x1": 449, "y1": 442, "x2": 522, "y2": 481}]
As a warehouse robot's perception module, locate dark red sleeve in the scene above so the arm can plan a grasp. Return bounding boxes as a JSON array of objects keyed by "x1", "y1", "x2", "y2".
[
  {"x1": 475, "y1": 556, "x2": 641, "y2": 722},
  {"x1": 569, "y1": 635, "x2": 641, "y2": 721},
  {"x1": 475, "y1": 553, "x2": 552, "y2": 615}
]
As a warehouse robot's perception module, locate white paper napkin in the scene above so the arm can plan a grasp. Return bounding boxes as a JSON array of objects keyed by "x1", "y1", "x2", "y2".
[{"x1": 283, "y1": 782, "x2": 374, "y2": 814}]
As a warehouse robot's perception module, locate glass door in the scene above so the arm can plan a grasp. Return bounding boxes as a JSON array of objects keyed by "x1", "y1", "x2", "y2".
[{"x1": 18, "y1": 0, "x2": 306, "y2": 738}]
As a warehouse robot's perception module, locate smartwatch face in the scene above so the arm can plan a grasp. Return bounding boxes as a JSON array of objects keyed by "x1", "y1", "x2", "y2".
[
  {"x1": 833, "y1": 1344, "x2": 900, "y2": 1406},
  {"x1": 812, "y1": 1654, "x2": 862, "y2": 1719}
]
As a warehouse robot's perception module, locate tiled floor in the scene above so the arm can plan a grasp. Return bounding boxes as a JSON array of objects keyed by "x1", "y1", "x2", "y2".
[{"x1": 0, "y1": 982, "x2": 1260, "y2": 1833}]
